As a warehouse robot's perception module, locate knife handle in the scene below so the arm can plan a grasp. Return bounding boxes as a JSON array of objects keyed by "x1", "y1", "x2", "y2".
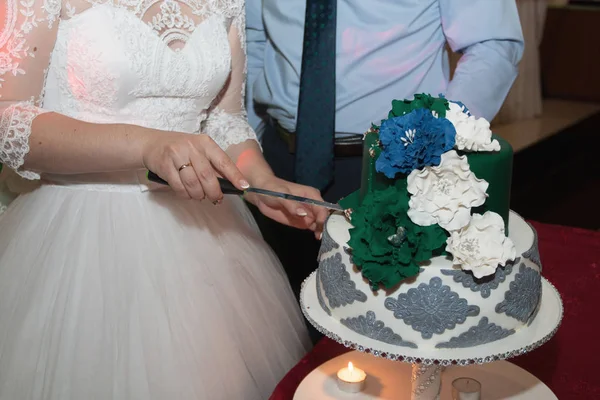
[
  {"x1": 147, "y1": 171, "x2": 245, "y2": 195},
  {"x1": 218, "y1": 178, "x2": 245, "y2": 195},
  {"x1": 147, "y1": 171, "x2": 168, "y2": 185}
]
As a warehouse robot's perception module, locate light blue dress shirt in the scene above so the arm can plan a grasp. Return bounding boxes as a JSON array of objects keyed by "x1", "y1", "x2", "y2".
[{"x1": 246, "y1": 0, "x2": 524, "y2": 139}]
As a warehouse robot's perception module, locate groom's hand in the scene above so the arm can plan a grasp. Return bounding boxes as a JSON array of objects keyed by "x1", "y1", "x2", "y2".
[{"x1": 245, "y1": 176, "x2": 329, "y2": 238}]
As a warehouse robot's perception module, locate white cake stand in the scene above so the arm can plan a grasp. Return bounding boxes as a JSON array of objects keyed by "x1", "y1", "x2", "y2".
[
  {"x1": 299, "y1": 272, "x2": 563, "y2": 400},
  {"x1": 293, "y1": 350, "x2": 558, "y2": 399}
]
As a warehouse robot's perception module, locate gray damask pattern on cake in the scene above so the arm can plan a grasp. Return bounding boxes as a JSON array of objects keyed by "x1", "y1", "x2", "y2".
[
  {"x1": 435, "y1": 317, "x2": 515, "y2": 348},
  {"x1": 316, "y1": 267, "x2": 332, "y2": 316},
  {"x1": 319, "y1": 253, "x2": 367, "y2": 308},
  {"x1": 341, "y1": 311, "x2": 418, "y2": 348},
  {"x1": 440, "y1": 258, "x2": 519, "y2": 299},
  {"x1": 495, "y1": 263, "x2": 542, "y2": 323},
  {"x1": 343, "y1": 246, "x2": 354, "y2": 264},
  {"x1": 318, "y1": 224, "x2": 339, "y2": 260},
  {"x1": 528, "y1": 298, "x2": 541, "y2": 326},
  {"x1": 523, "y1": 223, "x2": 542, "y2": 269},
  {"x1": 384, "y1": 277, "x2": 480, "y2": 339}
]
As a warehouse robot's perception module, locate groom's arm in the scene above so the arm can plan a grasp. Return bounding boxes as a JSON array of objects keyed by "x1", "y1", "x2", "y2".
[
  {"x1": 440, "y1": 0, "x2": 524, "y2": 121},
  {"x1": 245, "y1": 0, "x2": 267, "y2": 140}
]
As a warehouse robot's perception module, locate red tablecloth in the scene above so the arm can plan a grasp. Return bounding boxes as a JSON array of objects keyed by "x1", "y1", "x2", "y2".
[{"x1": 270, "y1": 221, "x2": 600, "y2": 399}]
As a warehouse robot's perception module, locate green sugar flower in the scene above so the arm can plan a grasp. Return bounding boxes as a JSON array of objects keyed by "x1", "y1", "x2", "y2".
[
  {"x1": 347, "y1": 179, "x2": 448, "y2": 290},
  {"x1": 388, "y1": 93, "x2": 450, "y2": 119}
]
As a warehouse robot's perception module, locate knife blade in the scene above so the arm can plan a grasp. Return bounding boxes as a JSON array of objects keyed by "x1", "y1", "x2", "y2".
[{"x1": 147, "y1": 171, "x2": 344, "y2": 212}]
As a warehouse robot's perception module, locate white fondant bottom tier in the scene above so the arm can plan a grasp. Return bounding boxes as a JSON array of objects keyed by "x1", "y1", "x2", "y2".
[{"x1": 316, "y1": 211, "x2": 542, "y2": 351}]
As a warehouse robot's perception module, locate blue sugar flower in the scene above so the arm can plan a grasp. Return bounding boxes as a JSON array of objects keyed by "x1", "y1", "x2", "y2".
[{"x1": 375, "y1": 108, "x2": 456, "y2": 178}]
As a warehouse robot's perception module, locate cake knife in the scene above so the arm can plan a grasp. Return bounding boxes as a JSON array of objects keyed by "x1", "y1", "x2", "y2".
[{"x1": 146, "y1": 171, "x2": 344, "y2": 211}]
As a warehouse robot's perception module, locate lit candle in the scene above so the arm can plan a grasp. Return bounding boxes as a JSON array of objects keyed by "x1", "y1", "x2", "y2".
[{"x1": 337, "y1": 361, "x2": 367, "y2": 393}]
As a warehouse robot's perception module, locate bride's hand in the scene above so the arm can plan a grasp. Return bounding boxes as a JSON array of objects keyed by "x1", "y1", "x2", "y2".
[
  {"x1": 245, "y1": 176, "x2": 329, "y2": 238},
  {"x1": 142, "y1": 133, "x2": 249, "y2": 202}
]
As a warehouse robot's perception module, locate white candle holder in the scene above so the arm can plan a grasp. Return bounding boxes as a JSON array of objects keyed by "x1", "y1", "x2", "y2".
[
  {"x1": 452, "y1": 377, "x2": 481, "y2": 400},
  {"x1": 336, "y1": 361, "x2": 366, "y2": 393}
]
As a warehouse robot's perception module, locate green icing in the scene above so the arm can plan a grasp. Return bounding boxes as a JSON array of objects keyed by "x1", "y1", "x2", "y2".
[
  {"x1": 388, "y1": 93, "x2": 450, "y2": 119},
  {"x1": 464, "y1": 135, "x2": 513, "y2": 232},
  {"x1": 357, "y1": 130, "x2": 398, "y2": 203},
  {"x1": 339, "y1": 189, "x2": 360, "y2": 211},
  {"x1": 358, "y1": 131, "x2": 393, "y2": 201},
  {"x1": 347, "y1": 180, "x2": 447, "y2": 290}
]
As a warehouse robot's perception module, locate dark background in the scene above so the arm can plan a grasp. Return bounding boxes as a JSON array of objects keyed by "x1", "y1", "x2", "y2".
[{"x1": 508, "y1": 4, "x2": 600, "y2": 231}]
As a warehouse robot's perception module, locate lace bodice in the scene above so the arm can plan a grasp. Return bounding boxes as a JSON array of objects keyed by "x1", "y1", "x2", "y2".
[{"x1": 0, "y1": 0, "x2": 257, "y2": 179}]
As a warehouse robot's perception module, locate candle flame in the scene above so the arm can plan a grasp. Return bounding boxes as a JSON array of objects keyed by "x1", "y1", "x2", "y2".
[{"x1": 348, "y1": 362, "x2": 354, "y2": 372}]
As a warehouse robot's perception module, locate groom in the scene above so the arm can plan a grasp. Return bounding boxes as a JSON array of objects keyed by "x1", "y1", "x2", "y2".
[{"x1": 245, "y1": 0, "x2": 524, "y2": 301}]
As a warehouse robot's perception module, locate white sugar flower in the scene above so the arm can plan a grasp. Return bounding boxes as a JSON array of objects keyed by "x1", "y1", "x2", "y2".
[
  {"x1": 445, "y1": 211, "x2": 516, "y2": 279},
  {"x1": 407, "y1": 150, "x2": 488, "y2": 231},
  {"x1": 445, "y1": 102, "x2": 500, "y2": 152}
]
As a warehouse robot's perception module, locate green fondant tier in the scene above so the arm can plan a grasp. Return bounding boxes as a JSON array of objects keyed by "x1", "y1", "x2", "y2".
[
  {"x1": 464, "y1": 135, "x2": 513, "y2": 231},
  {"x1": 358, "y1": 131, "x2": 394, "y2": 201},
  {"x1": 341, "y1": 133, "x2": 513, "y2": 232}
]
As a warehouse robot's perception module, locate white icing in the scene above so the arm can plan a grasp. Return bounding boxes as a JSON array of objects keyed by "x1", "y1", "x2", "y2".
[
  {"x1": 446, "y1": 211, "x2": 516, "y2": 279},
  {"x1": 445, "y1": 102, "x2": 500, "y2": 152},
  {"x1": 321, "y1": 211, "x2": 538, "y2": 350},
  {"x1": 407, "y1": 150, "x2": 489, "y2": 231}
]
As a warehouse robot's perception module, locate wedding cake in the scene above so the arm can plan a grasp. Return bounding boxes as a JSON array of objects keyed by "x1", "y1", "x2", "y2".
[{"x1": 315, "y1": 94, "x2": 542, "y2": 351}]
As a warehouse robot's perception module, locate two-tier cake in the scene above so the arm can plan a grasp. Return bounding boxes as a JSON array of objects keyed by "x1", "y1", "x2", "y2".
[{"x1": 315, "y1": 94, "x2": 542, "y2": 351}]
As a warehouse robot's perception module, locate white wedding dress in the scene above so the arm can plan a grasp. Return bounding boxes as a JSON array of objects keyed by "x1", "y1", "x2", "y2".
[{"x1": 0, "y1": 0, "x2": 311, "y2": 398}]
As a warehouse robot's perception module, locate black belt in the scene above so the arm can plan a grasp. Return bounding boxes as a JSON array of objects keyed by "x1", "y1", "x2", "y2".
[{"x1": 275, "y1": 122, "x2": 363, "y2": 157}]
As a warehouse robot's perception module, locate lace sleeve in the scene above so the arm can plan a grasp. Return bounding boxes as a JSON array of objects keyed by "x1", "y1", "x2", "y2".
[
  {"x1": 0, "y1": 0, "x2": 62, "y2": 179},
  {"x1": 203, "y1": 4, "x2": 259, "y2": 151}
]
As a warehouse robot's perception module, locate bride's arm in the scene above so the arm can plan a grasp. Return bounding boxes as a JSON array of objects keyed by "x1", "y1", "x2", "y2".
[
  {"x1": 18, "y1": 111, "x2": 166, "y2": 176},
  {"x1": 201, "y1": 9, "x2": 268, "y2": 186},
  {"x1": 200, "y1": 9, "x2": 280, "y2": 187},
  {"x1": 203, "y1": 7, "x2": 327, "y2": 232},
  {"x1": 0, "y1": 0, "x2": 247, "y2": 200},
  {"x1": 0, "y1": 1, "x2": 163, "y2": 177}
]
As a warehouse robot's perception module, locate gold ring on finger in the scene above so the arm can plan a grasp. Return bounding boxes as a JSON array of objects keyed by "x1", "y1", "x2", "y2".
[{"x1": 178, "y1": 163, "x2": 192, "y2": 172}]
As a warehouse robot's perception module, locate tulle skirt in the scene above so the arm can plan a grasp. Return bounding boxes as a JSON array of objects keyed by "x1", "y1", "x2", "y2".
[{"x1": 0, "y1": 183, "x2": 310, "y2": 399}]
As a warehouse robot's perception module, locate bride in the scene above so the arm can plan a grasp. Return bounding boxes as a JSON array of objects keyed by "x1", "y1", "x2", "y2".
[{"x1": 0, "y1": 0, "x2": 327, "y2": 398}]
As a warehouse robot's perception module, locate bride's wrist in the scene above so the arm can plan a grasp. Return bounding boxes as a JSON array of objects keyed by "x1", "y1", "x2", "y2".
[
  {"x1": 229, "y1": 144, "x2": 277, "y2": 188},
  {"x1": 246, "y1": 169, "x2": 277, "y2": 188}
]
